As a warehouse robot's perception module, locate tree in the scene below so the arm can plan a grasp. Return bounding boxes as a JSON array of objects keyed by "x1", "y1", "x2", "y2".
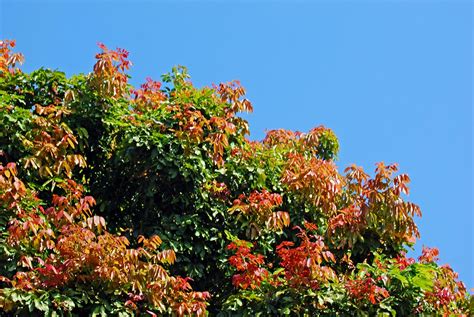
[{"x1": 0, "y1": 40, "x2": 471, "y2": 316}]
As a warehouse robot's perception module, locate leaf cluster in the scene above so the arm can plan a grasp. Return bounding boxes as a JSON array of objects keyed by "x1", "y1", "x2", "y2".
[{"x1": 0, "y1": 40, "x2": 470, "y2": 316}]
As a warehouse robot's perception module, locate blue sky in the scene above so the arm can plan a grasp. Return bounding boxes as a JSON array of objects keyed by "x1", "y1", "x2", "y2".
[{"x1": 1, "y1": 0, "x2": 472, "y2": 288}]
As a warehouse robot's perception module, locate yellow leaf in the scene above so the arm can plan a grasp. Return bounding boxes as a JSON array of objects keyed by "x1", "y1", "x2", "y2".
[{"x1": 66, "y1": 137, "x2": 75, "y2": 149}]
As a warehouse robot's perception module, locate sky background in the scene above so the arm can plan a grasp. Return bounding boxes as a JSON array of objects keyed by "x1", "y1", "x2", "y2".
[{"x1": 1, "y1": 0, "x2": 472, "y2": 289}]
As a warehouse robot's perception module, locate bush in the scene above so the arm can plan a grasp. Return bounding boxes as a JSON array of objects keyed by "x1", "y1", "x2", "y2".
[{"x1": 0, "y1": 40, "x2": 471, "y2": 315}]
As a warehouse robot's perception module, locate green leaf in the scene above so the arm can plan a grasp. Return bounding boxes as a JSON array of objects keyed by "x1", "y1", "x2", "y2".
[{"x1": 34, "y1": 298, "x2": 50, "y2": 312}]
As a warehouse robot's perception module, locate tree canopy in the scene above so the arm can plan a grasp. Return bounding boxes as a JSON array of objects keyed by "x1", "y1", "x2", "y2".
[{"x1": 0, "y1": 40, "x2": 471, "y2": 316}]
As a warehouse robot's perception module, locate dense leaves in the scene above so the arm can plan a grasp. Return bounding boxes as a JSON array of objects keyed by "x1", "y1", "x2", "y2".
[{"x1": 0, "y1": 40, "x2": 471, "y2": 315}]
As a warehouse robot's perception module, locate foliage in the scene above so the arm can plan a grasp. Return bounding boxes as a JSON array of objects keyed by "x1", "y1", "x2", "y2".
[
  {"x1": 223, "y1": 228, "x2": 468, "y2": 316},
  {"x1": 0, "y1": 40, "x2": 471, "y2": 316}
]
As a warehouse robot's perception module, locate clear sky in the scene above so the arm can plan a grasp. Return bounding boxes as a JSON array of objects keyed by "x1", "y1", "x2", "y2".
[{"x1": 1, "y1": 0, "x2": 472, "y2": 288}]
